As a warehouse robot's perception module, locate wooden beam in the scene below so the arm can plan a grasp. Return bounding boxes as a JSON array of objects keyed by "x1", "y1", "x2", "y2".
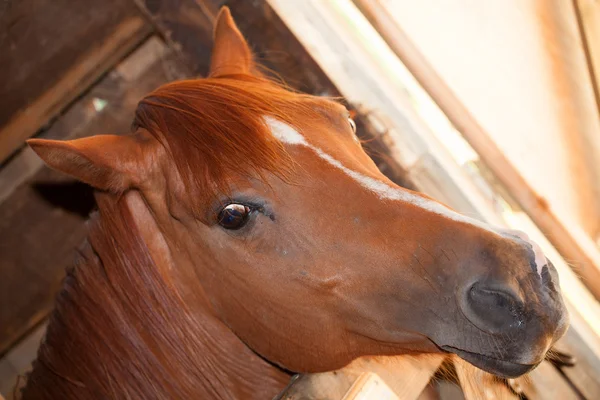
[
  {"x1": 575, "y1": 0, "x2": 600, "y2": 138},
  {"x1": 518, "y1": 360, "x2": 581, "y2": 400},
  {"x1": 133, "y1": 0, "x2": 217, "y2": 76},
  {"x1": 276, "y1": 355, "x2": 444, "y2": 400},
  {"x1": 0, "y1": 0, "x2": 152, "y2": 164},
  {"x1": 342, "y1": 373, "x2": 399, "y2": 400},
  {"x1": 552, "y1": 325, "x2": 600, "y2": 399},
  {"x1": 0, "y1": 36, "x2": 186, "y2": 355}
]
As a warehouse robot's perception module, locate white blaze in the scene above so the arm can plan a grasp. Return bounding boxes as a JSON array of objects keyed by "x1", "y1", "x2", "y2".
[{"x1": 266, "y1": 117, "x2": 546, "y2": 276}]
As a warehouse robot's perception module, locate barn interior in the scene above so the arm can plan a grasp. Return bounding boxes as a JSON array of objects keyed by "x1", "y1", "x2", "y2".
[{"x1": 1, "y1": 0, "x2": 600, "y2": 399}]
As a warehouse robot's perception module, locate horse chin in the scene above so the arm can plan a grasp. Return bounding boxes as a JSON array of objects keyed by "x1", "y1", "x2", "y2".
[{"x1": 441, "y1": 345, "x2": 539, "y2": 378}]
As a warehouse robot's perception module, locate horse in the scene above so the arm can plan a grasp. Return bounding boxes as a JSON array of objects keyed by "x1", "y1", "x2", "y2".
[{"x1": 21, "y1": 7, "x2": 568, "y2": 399}]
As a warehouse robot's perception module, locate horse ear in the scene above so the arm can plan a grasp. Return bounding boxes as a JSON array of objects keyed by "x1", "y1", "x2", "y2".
[
  {"x1": 27, "y1": 134, "x2": 145, "y2": 193},
  {"x1": 209, "y1": 7, "x2": 255, "y2": 77}
]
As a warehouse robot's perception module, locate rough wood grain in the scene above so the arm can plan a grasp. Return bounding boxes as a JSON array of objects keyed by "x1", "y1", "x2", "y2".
[
  {"x1": 342, "y1": 373, "x2": 399, "y2": 400},
  {"x1": 551, "y1": 326, "x2": 600, "y2": 400},
  {"x1": 0, "y1": 0, "x2": 152, "y2": 164},
  {"x1": 0, "y1": 37, "x2": 185, "y2": 355},
  {"x1": 134, "y1": 0, "x2": 219, "y2": 76},
  {"x1": 519, "y1": 360, "x2": 580, "y2": 400},
  {"x1": 276, "y1": 355, "x2": 444, "y2": 400}
]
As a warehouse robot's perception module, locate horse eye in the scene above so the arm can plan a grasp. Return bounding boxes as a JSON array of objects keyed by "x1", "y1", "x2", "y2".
[
  {"x1": 348, "y1": 117, "x2": 357, "y2": 133},
  {"x1": 218, "y1": 204, "x2": 251, "y2": 230}
]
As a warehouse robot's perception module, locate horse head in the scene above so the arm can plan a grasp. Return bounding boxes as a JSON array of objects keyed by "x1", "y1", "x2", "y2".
[{"x1": 29, "y1": 7, "x2": 567, "y2": 385}]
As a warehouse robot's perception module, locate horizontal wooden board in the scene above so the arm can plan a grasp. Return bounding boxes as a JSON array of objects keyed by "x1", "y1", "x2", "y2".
[{"x1": 0, "y1": 0, "x2": 152, "y2": 164}]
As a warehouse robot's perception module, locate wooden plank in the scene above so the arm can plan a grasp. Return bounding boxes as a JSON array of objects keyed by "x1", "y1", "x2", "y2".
[
  {"x1": 551, "y1": 326, "x2": 600, "y2": 400},
  {"x1": 517, "y1": 360, "x2": 581, "y2": 400},
  {"x1": 0, "y1": 0, "x2": 152, "y2": 164},
  {"x1": 276, "y1": 355, "x2": 444, "y2": 400},
  {"x1": 0, "y1": 37, "x2": 174, "y2": 205},
  {"x1": 342, "y1": 373, "x2": 399, "y2": 400},
  {"x1": 136, "y1": 0, "x2": 341, "y2": 96},
  {"x1": 133, "y1": 0, "x2": 218, "y2": 76},
  {"x1": 0, "y1": 36, "x2": 187, "y2": 355},
  {"x1": 352, "y1": 0, "x2": 600, "y2": 302}
]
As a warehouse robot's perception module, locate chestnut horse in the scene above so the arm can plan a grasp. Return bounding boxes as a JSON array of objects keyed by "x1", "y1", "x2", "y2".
[{"x1": 21, "y1": 7, "x2": 567, "y2": 399}]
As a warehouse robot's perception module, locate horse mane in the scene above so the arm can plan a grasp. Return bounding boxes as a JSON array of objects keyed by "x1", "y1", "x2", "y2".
[
  {"x1": 20, "y1": 194, "x2": 223, "y2": 398},
  {"x1": 134, "y1": 74, "x2": 338, "y2": 210}
]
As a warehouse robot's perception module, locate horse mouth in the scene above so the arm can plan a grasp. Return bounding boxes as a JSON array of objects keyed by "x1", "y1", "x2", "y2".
[{"x1": 441, "y1": 345, "x2": 538, "y2": 378}]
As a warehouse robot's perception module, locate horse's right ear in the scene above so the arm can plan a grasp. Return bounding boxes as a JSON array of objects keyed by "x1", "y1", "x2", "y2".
[
  {"x1": 27, "y1": 134, "x2": 146, "y2": 193},
  {"x1": 209, "y1": 7, "x2": 255, "y2": 77}
]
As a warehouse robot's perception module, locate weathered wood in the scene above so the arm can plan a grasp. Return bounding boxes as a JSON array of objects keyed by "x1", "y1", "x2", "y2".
[
  {"x1": 575, "y1": 0, "x2": 600, "y2": 128},
  {"x1": 342, "y1": 373, "x2": 399, "y2": 400},
  {"x1": 133, "y1": 0, "x2": 219, "y2": 77},
  {"x1": 135, "y1": 0, "x2": 340, "y2": 96},
  {"x1": 518, "y1": 360, "x2": 581, "y2": 400},
  {"x1": 0, "y1": 0, "x2": 152, "y2": 164},
  {"x1": 552, "y1": 326, "x2": 600, "y2": 400},
  {"x1": 0, "y1": 36, "x2": 186, "y2": 355},
  {"x1": 276, "y1": 355, "x2": 445, "y2": 400},
  {"x1": 0, "y1": 38, "x2": 175, "y2": 205}
]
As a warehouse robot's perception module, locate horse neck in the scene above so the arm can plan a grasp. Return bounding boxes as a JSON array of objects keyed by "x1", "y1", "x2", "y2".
[{"x1": 21, "y1": 191, "x2": 289, "y2": 400}]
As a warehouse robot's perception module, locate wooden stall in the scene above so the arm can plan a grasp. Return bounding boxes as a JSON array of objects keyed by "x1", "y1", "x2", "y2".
[{"x1": 1, "y1": 0, "x2": 599, "y2": 398}]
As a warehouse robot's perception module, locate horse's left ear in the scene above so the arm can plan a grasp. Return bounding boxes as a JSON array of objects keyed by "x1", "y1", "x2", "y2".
[
  {"x1": 209, "y1": 7, "x2": 255, "y2": 77},
  {"x1": 27, "y1": 134, "x2": 146, "y2": 193}
]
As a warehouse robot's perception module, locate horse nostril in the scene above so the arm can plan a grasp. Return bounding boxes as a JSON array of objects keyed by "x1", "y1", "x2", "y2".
[{"x1": 462, "y1": 282, "x2": 524, "y2": 334}]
